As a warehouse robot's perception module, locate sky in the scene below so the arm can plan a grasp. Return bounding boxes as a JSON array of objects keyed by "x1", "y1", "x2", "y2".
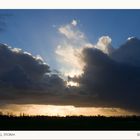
[
  {"x1": 0, "y1": 10, "x2": 140, "y2": 116},
  {"x1": 1, "y1": 10, "x2": 140, "y2": 70}
]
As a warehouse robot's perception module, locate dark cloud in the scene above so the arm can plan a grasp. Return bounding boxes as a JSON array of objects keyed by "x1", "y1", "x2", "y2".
[
  {"x1": 70, "y1": 38, "x2": 140, "y2": 113},
  {"x1": 0, "y1": 65, "x2": 31, "y2": 88},
  {"x1": 111, "y1": 37, "x2": 140, "y2": 66},
  {"x1": 0, "y1": 43, "x2": 50, "y2": 83},
  {"x1": 0, "y1": 43, "x2": 67, "y2": 105},
  {"x1": 1, "y1": 38, "x2": 140, "y2": 114}
]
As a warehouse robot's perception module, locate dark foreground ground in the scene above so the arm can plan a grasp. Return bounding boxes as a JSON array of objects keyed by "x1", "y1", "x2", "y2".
[{"x1": 0, "y1": 115, "x2": 140, "y2": 130}]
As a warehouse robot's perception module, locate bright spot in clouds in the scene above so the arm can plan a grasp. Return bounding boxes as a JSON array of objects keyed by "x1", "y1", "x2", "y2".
[
  {"x1": 56, "y1": 19, "x2": 87, "y2": 84},
  {"x1": 66, "y1": 81, "x2": 79, "y2": 87},
  {"x1": 56, "y1": 19, "x2": 114, "y2": 87}
]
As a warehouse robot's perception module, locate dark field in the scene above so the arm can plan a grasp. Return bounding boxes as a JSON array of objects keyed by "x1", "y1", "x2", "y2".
[{"x1": 0, "y1": 115, "x2": 140, "y2": 130}]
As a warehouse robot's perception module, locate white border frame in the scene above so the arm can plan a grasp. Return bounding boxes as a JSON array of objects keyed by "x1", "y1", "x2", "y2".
[
  {"x1": 0, "y1": 131, "x2": 140, "y2": 139},
  {"x1": 0, "y1": 1, "x2": 140, "y2": 140},
  {"x1": 0, "y1": 0, "x2": 140, "y2": 9}
]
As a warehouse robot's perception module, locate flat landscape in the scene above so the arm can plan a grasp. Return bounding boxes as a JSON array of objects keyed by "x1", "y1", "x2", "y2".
[{"x1": 0, "y1": 115, "x2": 140, "y2": 130}]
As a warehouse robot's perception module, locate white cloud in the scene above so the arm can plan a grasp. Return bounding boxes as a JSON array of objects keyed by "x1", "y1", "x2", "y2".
[
  {"x1": 56, "y1": 20, "x2": 88, "y2": 78},
  {"x1": 56, "y1": 44, "x2": 84, "y2": 70},
  {"x1": 58, "y1": 21, "x2": 85, "y2": 40},
  {"x1": 56, "y1": 21, "x2": 114, "y2": 79},
  {"x1": 127, "y1": 36, "x2": 135, "y2": 41},
  {"x1": 36, "y1": 55, "x2": 46, "y2": 64},
  {"x1": 71, "y1": 19, "x2": 77, "y2": 26},
  {"x1": 96, "y1": 36, "x2": 114, "y2": 54},
  {"x1": 11, "y1": 47, "x2": 22, "y2": 53}
]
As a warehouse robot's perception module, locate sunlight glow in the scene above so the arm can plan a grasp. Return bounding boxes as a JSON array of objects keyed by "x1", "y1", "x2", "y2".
[
  {"x1": 66, "y1": 81, "x2": 79, "y2": 87},
  {"x1": 0, "y1": 104, "x2": 137, "y2": 117},
  {"x1": 64, "y1": 69, "x2": 83, "y2": 77}
]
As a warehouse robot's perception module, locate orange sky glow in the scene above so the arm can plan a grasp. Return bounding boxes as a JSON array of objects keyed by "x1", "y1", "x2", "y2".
[{"x1": 0, "y1": 104, "x2": 138, "y2": 116}]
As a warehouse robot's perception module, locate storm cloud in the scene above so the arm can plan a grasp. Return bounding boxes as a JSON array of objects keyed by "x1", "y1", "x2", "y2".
[
  {"x1": 70, "y1": 37, "x2": 140, "y2": 112},
  {"x1": 1, "y1": 37, "x2": 140, "y2": 114},
  {"x1": 0, "y1": 43, "x2": 50, "y2": 86},
  {"x1": 0, "y1": 43, "x2": 66, "y2": 105}
]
